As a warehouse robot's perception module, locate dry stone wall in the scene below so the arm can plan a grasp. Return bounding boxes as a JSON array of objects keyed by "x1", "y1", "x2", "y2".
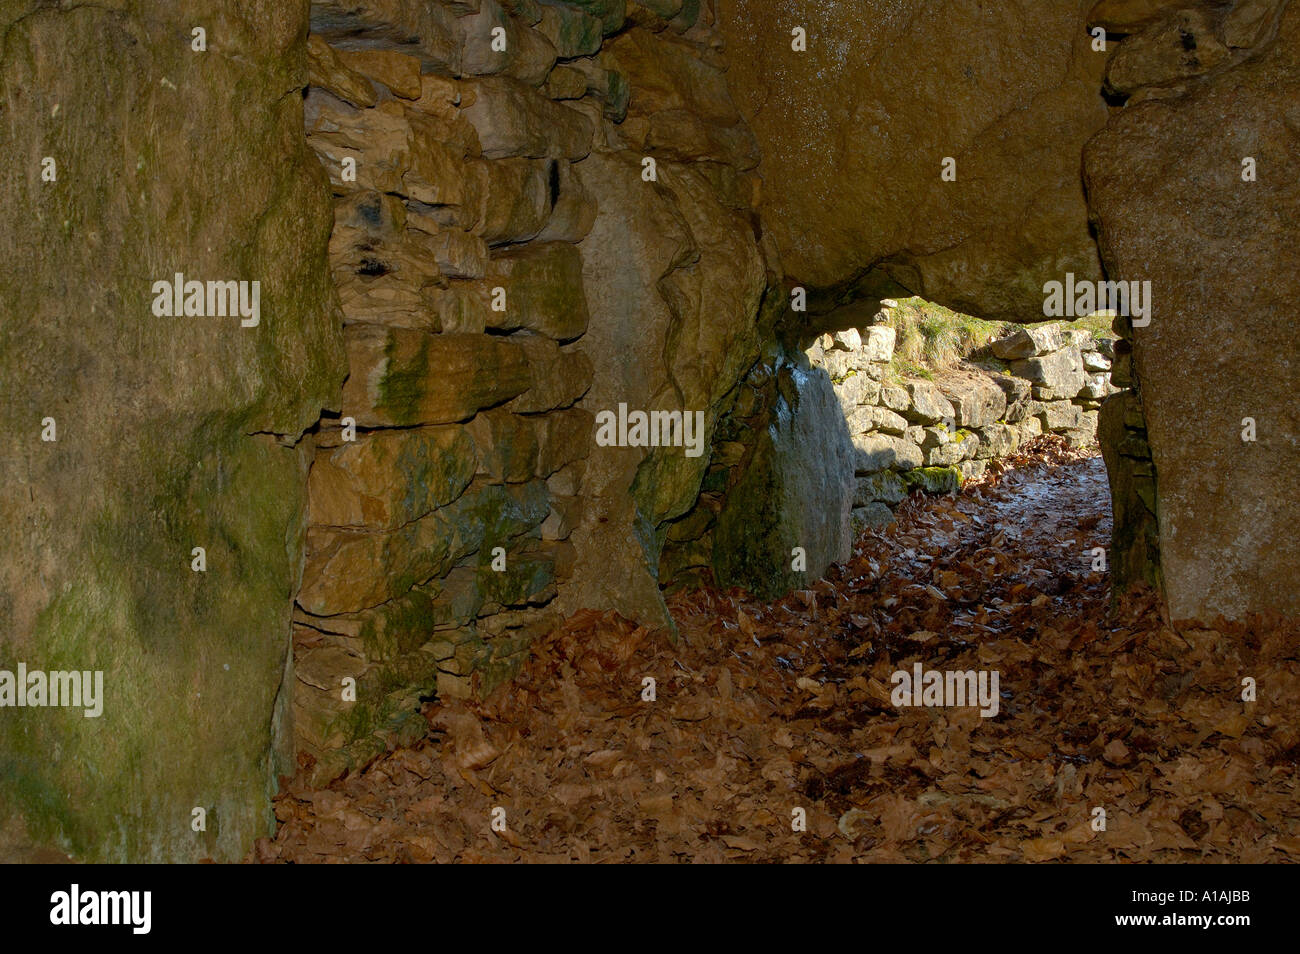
[
  {"x1": 812, "y1": 318, "x2": 1120, "y2": 535},
  {"x1": 293, "y1": 0, "x2": 774, "y2": 780}
]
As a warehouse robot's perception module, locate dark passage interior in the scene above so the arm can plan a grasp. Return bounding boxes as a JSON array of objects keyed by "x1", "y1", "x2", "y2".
[{"x1": 3, "y1": 0, "x2": 1297, "y2": 867}]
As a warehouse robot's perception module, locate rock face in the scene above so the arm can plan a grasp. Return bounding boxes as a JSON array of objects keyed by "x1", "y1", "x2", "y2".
[
  {"x1": 1084, "y1": 0, "x2": 1300, "y2": 622},
  {"x1": 713, "y1": 364, "x2": 856, "y2": 597},
  {"x1": 556, "y1": 20, "x2": 771, "y2": 627},
  {"x1": 0, "y1": 3, "x2": 344, "y2": 861},
  {"x1": 294, "y1": 0, "x2": 772, "y2": 784},
  {"x1": 715, "y1": 0, "x2": 1109, "y2": 320}
]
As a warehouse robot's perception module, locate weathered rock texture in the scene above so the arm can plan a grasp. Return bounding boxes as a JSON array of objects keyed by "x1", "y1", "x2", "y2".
[
  {"x1": 715, "y1": 0, "x2": 1110, "y2": 321},
  {"x1": 562, "y1": 90, "x2": 770, "y2": 625},
  {"x1": 709, "y1": 360, "x2": 857, "y2": 598},
  {"x1": 6, "y1": 0, "x2": 1297, "y2": 865},
  {"x1": 0, "y1": 2, "x2": 344, "y2": 861},
  {"x1": 1084, "y1": 0, "x2": 1299, "y2": 621},
  {"x1": 294, "y1": 0, "x2": 775, "y2": 780},
  {"x1": 659, "y1": 315, "x2": 1120, "y2": 596}
]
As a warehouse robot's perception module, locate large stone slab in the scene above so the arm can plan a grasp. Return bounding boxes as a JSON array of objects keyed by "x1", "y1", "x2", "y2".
[
  {"x1": 1013, "y1": 347, "x2": 1087, "y2": 401},
  {"x1": 0, "y1": 2, "x2": 344, "y2": 861},
  {"x1": 992, "y1": 324, "x2": 1064, "y2": 360},
  {"x1": 503, "y1": 334, "x2": 595, "y2": 413},
  {"x1": 299, "y1": 481, "x2": 551, "y2": 617},
  {"x1": 713, "y1": 365, "x2": 855, "y2": 597},
  {"x1": 903, "y1": 381, "x2": 956, "y2": 425},
  {"x1": 1083, "y1": 3, "x2": 1300, "y2": 621},
  {"x1": 853, "y1": 434, "x2": 925, "y2": 474},
  {"x1": 465, "y1": 410, "x2": 540, "y2": 484},
  {"x1": 937, "y1": 372, "x2": 1009, "y2": 428},
  {"x1": 716, "y1": 0, "x2": 1107, "y2": 320},
  {"x1": 559, "y1": 150, "x2": 767, "y2": 626},
  {"x1": 973, "y1": 422, "x2": 1020, "y2": 460},
  {"x1": 308, "y1": 427, "x2": 477, "y2": 529},
  {"x1": 486, "y1": 242, "x2": 591, "y2": 341},
  {"x1": 461, "y1": 76, "x2": 595, "y2": 159}
]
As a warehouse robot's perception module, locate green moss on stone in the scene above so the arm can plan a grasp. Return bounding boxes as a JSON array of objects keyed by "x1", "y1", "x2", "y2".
[
  {"x1": 478, "y1": 553, "x2": 555, "y2": 607},
  {"x1": 903, "y1": 466, "x2": 963, "y2": 495},
  {"x1": 0, "y1": 1, "x2": 344, "y2": 863},
  {"x1": 377, "y1": 332, "x2": 431, "y2": 427}
]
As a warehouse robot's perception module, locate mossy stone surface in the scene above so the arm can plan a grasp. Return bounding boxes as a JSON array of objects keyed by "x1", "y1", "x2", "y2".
[
  {"x1": 713, "y1": 364, "x2": 855, "y2": 599},
  {"x1": 0, "y1": 3, "x2": 344, "y2": 861},
  {"x1": 903, "y1": 466, "x2": 963, "y2": 495}
]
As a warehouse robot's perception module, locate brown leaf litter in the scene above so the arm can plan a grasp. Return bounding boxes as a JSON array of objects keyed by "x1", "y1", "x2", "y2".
[{"x1": 255, "y1": 438, "x2": 1300, "y2": 864}]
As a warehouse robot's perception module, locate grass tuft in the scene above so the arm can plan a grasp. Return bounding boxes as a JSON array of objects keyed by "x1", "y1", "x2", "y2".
[{"x1": 882, "y1": 297, "x2": 1118, "y2": 378}]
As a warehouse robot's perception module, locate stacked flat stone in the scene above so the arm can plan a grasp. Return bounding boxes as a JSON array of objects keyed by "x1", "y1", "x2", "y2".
[
  {"x1": 295, "y1": 0, "x2": 767, "y2": 783},
  {"x1": 809, "y1": 321, "x2": 1119, "y2": 534}
]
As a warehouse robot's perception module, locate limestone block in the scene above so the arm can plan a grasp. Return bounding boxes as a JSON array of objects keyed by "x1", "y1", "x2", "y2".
[
  {"x1": 938, "y1": 372, "x2": 1008, "y2": 427},
  {"x1": 903, "y1": 381, "x2": 956, "y2": 424},
  {"x1": 863, "y1": 326, "x2": 896, "y2": 363},
  {"x1": 973, "y1": 422, "x2": 1019, "y2": 460},
  {"x1": 461, "y1": 76, "x2": 594, "y2": 159},
  {"x1": 1015, "y1": 346, "x2": 1086, "y2": 400},
  {"x1": 465, "y1": 409, "x2": 540, "y2": 483},
  {"x1": 341, "y1": 326, "x2": 533, "y2": 426},
  {"x1": 848, "y1": 405, "x2": 908, "y2": 436},
  {"x1": 991, "y1": 324, "x2": 1063, "y2": 359},
  {"x1": 485, "y1": 242, "x2": 591, "y2": 341},
  {"x1": 855, "y1": 471, "x2": 908, "y2": 506},
  {"x1": 853, "y1": 434, "x2": 924, "y2": 473},
  {"x1": 504, "y1": 335, "x2": 595, "y2": 413},
  {"x1": 336, "y1": 48, "x2": 423, "y2": 99},
  {"x1": 307, "y1": 35, "x2": 377, "y2": 107},
  {"x1": 308, "y1": 427, "x2": 478, "y2": 529},
  {"x1": 851, "y1": 502, "x2": 897, "y2": 532}
]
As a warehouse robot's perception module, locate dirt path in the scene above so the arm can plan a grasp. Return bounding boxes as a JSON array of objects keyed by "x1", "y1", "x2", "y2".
[{"x1": 257, "y1": 440, "x2": 1300, "y2": 864}]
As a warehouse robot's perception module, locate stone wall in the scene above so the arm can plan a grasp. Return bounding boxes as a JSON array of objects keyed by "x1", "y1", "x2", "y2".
[
  {"x1": 292, "y1": 0, "x2": 774, "y2": 781},
  {"x1": 659, "y1": 315, "x2": 1121, "y2": 597},
  {"x1": 817, "y1": 319, "x2": 1119, "y2": 536},
  {"x1": 811, "y1": 319, "x2": 1118, "y2": 530}
]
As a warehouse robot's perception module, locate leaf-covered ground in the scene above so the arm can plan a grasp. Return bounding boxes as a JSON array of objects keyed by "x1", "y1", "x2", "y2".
[{"x1": 256, "y1": 439, "x2": 1300, "y2": 863}]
